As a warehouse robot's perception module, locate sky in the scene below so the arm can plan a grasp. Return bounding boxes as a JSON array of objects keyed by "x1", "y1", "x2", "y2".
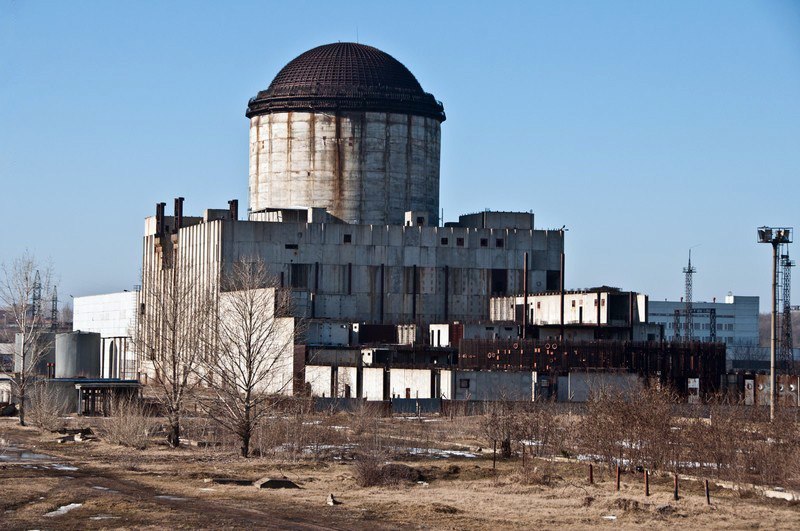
[{"x1": 1, "y1": 0, "x2": 799, "y2": 311}]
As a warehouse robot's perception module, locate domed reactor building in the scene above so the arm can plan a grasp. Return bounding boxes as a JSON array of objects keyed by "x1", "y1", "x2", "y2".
[
  {"x1": 246, "y1": 43, "x2": 445, "y2": 226},
  {"x1": 139, "y1": 43, "x2": 565, "y2": 394}
]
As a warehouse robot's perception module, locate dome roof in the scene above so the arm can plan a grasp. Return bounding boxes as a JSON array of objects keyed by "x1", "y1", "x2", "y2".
[{"x1": 246, "y1": 43, "x2": 445, "y2": 121}]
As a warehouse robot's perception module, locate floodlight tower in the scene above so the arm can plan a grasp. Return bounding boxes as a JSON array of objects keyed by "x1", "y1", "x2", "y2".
[
  {"x1": 757, "y1": 226, "x2": 793, "y2": 421},
  {"x1": 683, "y1": 250, "x2": 696, "y2": 342}
]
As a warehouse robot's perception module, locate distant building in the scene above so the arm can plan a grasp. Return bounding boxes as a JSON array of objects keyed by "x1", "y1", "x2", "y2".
[
  {"x1": 72, "y1": 291, "x2": 139, "y2": 379},
  {"x1": 648, "y1": 293, "x2": 759, "y2": 354}
]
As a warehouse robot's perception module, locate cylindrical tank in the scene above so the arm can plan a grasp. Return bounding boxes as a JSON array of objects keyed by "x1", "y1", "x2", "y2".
[
  {"x1": 246, "y1": 43, "x2": 445, "y2": 226},
  {"x1": 55, "y1": 331, "x2": 101, "y2": 379}
]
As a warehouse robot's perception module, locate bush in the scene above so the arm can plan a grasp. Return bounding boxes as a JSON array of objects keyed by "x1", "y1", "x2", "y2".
[
  {"x1": 101, "y1": 398, "x2": 153, "y2": 449},
  {"x1": 27, "y1": 382, "x2": 66, "y2": 433}
]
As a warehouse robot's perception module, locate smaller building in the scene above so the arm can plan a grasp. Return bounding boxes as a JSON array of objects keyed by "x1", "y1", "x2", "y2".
[
  {"x1": 648, "y1": 293, "x2": 759, "y2": 356},
  {"x1": 73, "y1": 290, "x2": 139, "y2": 379}
]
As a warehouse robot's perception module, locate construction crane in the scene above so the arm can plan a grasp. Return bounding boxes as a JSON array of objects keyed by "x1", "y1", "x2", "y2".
[{"x1": 779, "y1": 249, "x2": 795, "y2": 374}]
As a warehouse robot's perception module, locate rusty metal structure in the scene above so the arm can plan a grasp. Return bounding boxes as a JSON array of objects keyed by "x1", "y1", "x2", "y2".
[{"x1": 458, "y1": 338, "x2": 726, "y2": 394}]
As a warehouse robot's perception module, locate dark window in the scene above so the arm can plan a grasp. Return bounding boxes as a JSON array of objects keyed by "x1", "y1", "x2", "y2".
[
  {"x1": 496, "y1": 238, "x2": 504, "y2": 248},
  {"x1": 459, "y1": 379, "x2": 470, "y2": 389},
  {"x1": 537, "y1": 302, "x2": 541, "y2": 309},
  {"x1": 490, "y1": 268, "x2": 507, "y2": 295},
  {"x1": 546, "y1": 270, "x2": 561, "y2": 291},
  {"x1": 416, "y1": 216, "x2": 425, "y2": 226},
  {"x1": 139, "y1": 303, "x2": 146, "y2": 316},
  {"x1": 456, "y1": 237, "x2": 464, "y2": 247},
  {"x1": 290, "y1": 263, "x2": 309, "y2": 289},
  {"x1": 343, "y1": 234, "x2": 352, "y2": 243},
  {"x1": 480, "y1": 238, "x2": 488, "y2": 247},
  {"x1": 571, "y1": 300, "x2": 576, "y2": 307},
  {"x1": 441, "y1": 237, "x2": 448, "y2": 245},
  {"x1": 285, "y1": 243, "x2": 298, "y2": 250}
]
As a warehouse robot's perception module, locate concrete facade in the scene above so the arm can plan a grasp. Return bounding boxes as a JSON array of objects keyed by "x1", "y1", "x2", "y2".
[
  {"x1": 141, "y1": 212, "x2": 564, "y2": 328},
  {"x1": 249, "y1": 111, "x2": 441, "y2": 226}
]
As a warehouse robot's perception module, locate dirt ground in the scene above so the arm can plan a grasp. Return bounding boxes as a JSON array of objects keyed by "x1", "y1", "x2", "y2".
[{"x1": 1, "y1": 417, "x2": 799, "y2": 530}]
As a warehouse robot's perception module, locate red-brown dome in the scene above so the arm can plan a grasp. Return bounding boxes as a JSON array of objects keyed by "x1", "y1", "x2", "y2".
[{"x1": 246, "y1": 43, "x2": 445, "y2": 121}]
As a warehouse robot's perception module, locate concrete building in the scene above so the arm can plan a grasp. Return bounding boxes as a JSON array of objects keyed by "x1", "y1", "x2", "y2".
[
  {"x1": 648, "y1": 294, "x2": 759, "y2": 352},
  {"x1": 136, "y1": 42, "x2": 565, "y2": 392},
  {"x1": 490, "y1": 287, "x2": 661, "y2": 341},
  {"x1": 73, "y1": 291, "x2": 139, "y2": 379}
]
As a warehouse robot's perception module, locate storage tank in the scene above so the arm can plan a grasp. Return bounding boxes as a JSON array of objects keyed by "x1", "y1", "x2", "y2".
[
  {"x1": 55, "y1": 331, "x2": 101, "y2": 378},
  {"x1": 246, "y1": 42, "x2": 445, "y2": 225}
]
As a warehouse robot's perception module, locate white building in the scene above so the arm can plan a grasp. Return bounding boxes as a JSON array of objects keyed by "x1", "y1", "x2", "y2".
[
  {"x1": 72, "y1": 291, "x2": 139, "y2": 379},
  {"x1": 648, "y1": 293, "x2": 759, "y2": 352}
]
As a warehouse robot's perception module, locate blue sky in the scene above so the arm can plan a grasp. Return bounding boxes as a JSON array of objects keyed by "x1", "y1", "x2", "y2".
[{"x1": 1, "y1": 1, "x2": 799, "y2": 311}]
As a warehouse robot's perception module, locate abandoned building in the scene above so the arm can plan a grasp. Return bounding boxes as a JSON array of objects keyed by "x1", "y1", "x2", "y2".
[{"x1": 62, "y1": 42, "x2": 736, "y2": 405}]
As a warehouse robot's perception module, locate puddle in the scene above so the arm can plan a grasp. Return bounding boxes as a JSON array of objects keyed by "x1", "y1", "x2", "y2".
[
  {"x1": 44, "y1": 503, "x2": 83, "y2": 517},
  {"x1": 155, "y1": 495, "x2": 187, "y2": 502},
  {"x1": 0, "y1": 448, "x2": 52, "y2": 461},
  {"x1": 89, "y1": 514, "x2": 120, "y2": 521},
  {"x1": 47, "y1": 464, "x2": 79, "y2": 471}
]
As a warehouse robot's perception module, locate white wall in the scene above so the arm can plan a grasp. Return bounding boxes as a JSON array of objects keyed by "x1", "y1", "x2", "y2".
[
  {"x1": 389, "y1": 368, "x2": 432, "y2": 399},
  {"x1": 73, "y1": 291, "x2": 138, "y2": 379}
]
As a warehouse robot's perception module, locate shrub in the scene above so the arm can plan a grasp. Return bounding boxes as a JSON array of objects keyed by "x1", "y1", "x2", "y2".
[
  {"x1": 101, "y1": 397, "x2": 153, "y2": 449},
  {"x1": 27, "y1": 382, "x2": 66, "y2": 433}
]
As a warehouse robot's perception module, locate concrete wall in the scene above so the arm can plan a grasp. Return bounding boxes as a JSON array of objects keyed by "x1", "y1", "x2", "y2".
[
  {"x1": 362, "y1": 367, "x2": 386, "y2": 400},
  {"x1": 249, "y1": 111, "x2": 441, "y2": 226},
  {"x1": 446, "y1": 370, "x2": 535, "y2": 401},
  {"x1": 389, "y1": 368, "x2": 433, "y2": 399},
  {"x1": 566, "y1": 372, "x2": 643, "y2": 402}
]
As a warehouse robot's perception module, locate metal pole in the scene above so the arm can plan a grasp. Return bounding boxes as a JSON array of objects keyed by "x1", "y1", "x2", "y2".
[{"x1": 771, "y1": 242, "x2": 778, "y2": 422}]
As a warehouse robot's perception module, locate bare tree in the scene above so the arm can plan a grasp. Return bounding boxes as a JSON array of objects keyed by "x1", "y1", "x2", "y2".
[
  {"x1": 200, "y1": 259, "x2": 298, "y2": 457},
  {"x1": 136, "y1": 256, "x2": 213, "y2": 448},
  {"x1": 0, "y1": 251, "x2": 54, "y2": 426}
]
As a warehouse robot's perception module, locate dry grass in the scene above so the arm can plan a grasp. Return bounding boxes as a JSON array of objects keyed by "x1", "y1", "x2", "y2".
[{"x1": 2, "y1": 415, "x2": 800, "y2": 530}]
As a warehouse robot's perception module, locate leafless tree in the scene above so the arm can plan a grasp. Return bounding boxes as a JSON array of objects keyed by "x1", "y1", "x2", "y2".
[
  {"x1": 0, "y1": 251, "x2": 54, "y2": 426},
  {"x1": 136, "y1": 255, "x2": 213, "y2": 448},
  {"x1": 200, "y1": 259, "x2": 298, "y2": 457}
]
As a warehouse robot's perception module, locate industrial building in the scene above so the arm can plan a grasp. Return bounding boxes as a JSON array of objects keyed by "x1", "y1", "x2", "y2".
[
  {"x1": 648, "y1": 294, "x2": 759, "y2": 357},
  {"x1": 62, "y1": 42, "x2": 730, "y2": 405}
]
